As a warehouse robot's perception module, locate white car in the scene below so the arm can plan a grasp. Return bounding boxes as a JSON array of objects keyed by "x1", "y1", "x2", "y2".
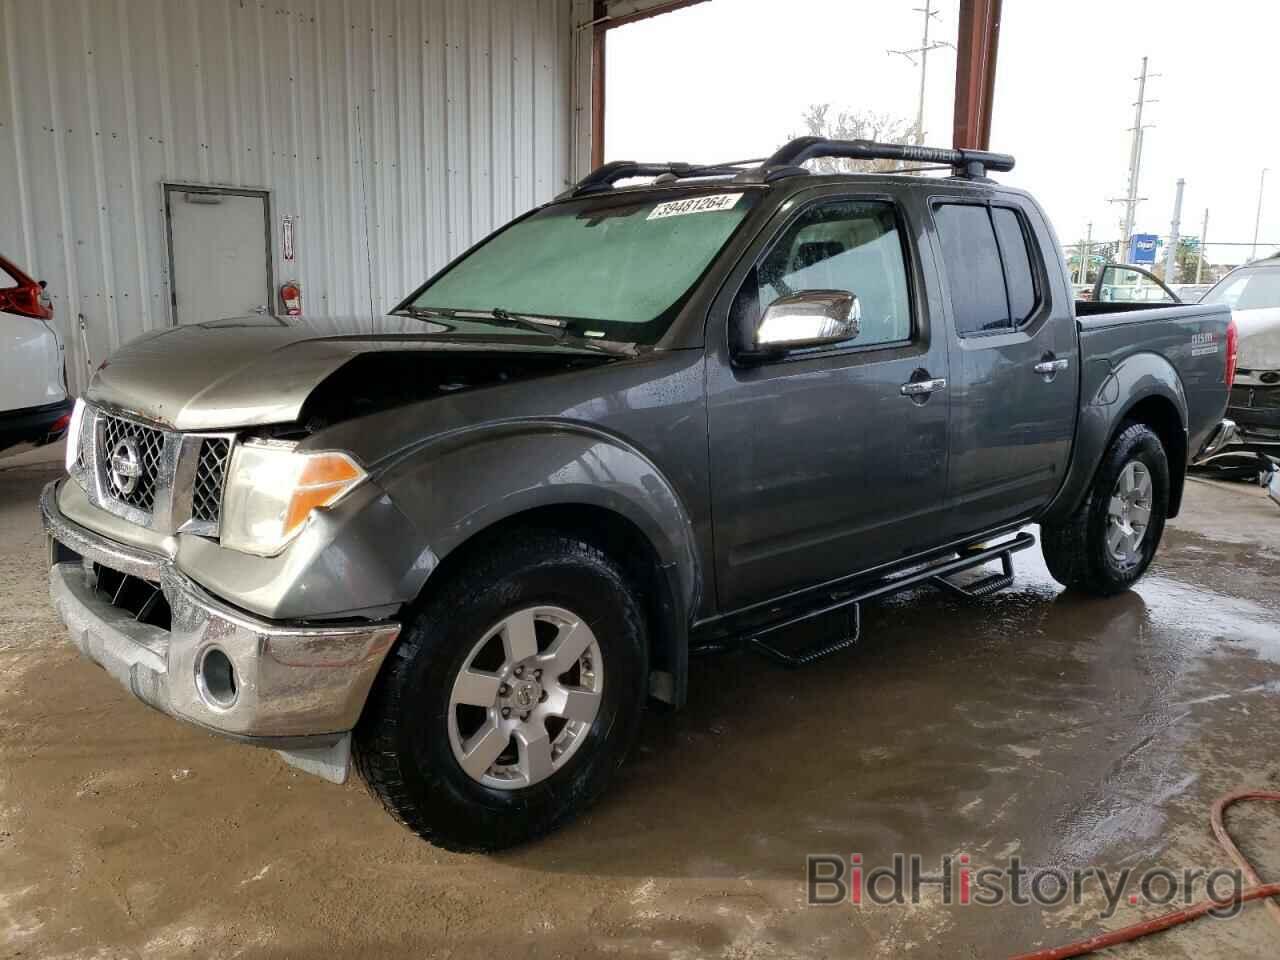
[
  {"x1": 0, "y1": 256, "x2": 72, "y2": 456},
  {"x1": 1203, "y1": 259, "x2": 1274, "y2": 440},
  {"x1": 1191, "y1": 255, "x2": 1280, "y2": 476}
]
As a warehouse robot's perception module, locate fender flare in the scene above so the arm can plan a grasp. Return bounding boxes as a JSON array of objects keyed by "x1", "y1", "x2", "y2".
[
  {"x1": 375, "y1": 418, "x2": 702, "y2": 702},
  {"x1": 1042, "y1": 351, "x2": 1189, "y2": 525}
]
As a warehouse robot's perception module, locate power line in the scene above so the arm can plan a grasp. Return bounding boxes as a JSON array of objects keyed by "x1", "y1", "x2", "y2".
[
  {"x1": 1196, "y1": 209, "x2": 1209, "y2": 284},
  {"x1": 1251, "y1": 168, "x2": 1269, "y2": 262},
  {"x1": 1163, "y1": 178, "x2": 1185, "y2": 282},
  {"x1": 1108, "y1": 56, "x2": 1158, "y2": 253},
  {"x1": 887, "y1": 0, "x2": 954, "y2": 146}
]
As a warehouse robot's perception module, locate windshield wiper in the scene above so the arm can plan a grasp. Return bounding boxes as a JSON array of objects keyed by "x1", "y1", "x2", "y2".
[
  {"x1": 395, "y1": 306, "x2": 452, "y2": 320},
  {"x1": 395, "y1": 305, "x2": 567, "y2": 338},
  {"x1": 486, "y1": 307, "x2": 568, "y2": 337}
]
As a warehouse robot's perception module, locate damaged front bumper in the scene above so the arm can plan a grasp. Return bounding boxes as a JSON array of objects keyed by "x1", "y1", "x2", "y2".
[{"x1": 41, "y1": 480, "x2": 399, "y2": 783}]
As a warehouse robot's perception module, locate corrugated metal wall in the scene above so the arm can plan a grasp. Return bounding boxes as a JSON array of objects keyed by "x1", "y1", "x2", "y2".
[{"x1": 0, "y1": 0, "x2": 589, "y2": 392}]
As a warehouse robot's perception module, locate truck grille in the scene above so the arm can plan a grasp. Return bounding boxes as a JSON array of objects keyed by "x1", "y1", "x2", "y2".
[
  {"x1": 98, "y1": 413, "x2": 166, "y2": 513},
  {"x1": 192, "y1": 438, "x2": 231, "y2": 523},
  {"x1": 80, "y1": 404, "x2": 235, "y2": 534}
]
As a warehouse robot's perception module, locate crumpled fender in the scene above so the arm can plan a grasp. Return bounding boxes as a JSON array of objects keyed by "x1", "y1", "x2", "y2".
[{"x1": 376, "y1": 418, "x2": 700, "y2": 607}]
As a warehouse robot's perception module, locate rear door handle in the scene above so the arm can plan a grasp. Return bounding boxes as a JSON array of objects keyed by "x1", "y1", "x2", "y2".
[
  {"x1": 1034, "y1": 358, "x2": 1070, "y2": 375},
  {"x1": 900, "y1": 377, "x2": 947, "y2": 396}
]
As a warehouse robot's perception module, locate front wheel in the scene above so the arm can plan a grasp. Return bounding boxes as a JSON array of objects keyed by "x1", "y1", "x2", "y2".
[
  {"x1": 1041, "y1": 422, "x2": 1170, "y2": 596},
  {"x1": 354, "y1": 531, "x2": 648, "y2": 851}
]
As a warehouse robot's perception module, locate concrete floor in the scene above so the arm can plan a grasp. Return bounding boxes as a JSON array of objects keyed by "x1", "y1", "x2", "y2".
[{"x1": 2, "y1": 456, "x2": 1278, "y2": 959}]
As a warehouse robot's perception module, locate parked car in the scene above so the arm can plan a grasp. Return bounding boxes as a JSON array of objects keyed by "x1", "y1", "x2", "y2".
[
  {"x1": 0, "y1": 256, "x2": 72, "y2": 456},
  {"x1": 42, "y1": 137, "x2": 1235, "y2": 851},
  {"x1": 1089, "y1": 262, "x2": 1183, "y2": 305},
  {"x1": 1199, "y1": 255, "x2": 1280, "y2": 462},
  {"x1": 1171, "y1": 282, "x2": 1213, "y2": 303}
]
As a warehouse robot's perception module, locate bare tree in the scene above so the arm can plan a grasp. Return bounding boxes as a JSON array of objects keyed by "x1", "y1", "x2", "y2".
[{"x1": 791, "y1": 104, "x2": 913, "y2": 174}]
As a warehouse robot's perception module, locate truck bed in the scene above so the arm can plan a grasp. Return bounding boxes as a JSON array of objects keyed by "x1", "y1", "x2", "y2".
[{"x1": 1076, "y1": 299, "x2": 1232, "y2": 466}]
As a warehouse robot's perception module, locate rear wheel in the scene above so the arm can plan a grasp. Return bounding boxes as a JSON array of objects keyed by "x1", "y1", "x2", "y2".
[
  {"x1": 1041, "y1": 422, "x2": 1170, "y2": 596},
  {"x1": 354, "y1": 531, "x2": 648, "y2": 852}
]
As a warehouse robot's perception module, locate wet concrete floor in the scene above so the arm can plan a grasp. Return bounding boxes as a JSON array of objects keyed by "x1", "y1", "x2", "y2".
[{"x1": 2, "y1": 459, "x2": 1278, "y2": 959}]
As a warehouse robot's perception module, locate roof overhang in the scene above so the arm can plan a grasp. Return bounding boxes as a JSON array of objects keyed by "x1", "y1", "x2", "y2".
[{"x1": 594, "y1": 0, "x2": 711, "y2": 30}]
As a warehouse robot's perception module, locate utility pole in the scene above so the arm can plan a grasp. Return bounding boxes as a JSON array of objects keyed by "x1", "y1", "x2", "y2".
[
  {"x1": 1077, "y1": 222, "x2": 1093, "y2": 284},
  {"x1": 1196, "y1": 209, "x2": 1209, "y2": 284},
  {"x1": 1163, "y1": 178, "x2": 1185, "y2": 283},
  {"x1": 1251, "y1": 168, "x2": 1269, "y2": 261},
  {"x1": 1110, "y1": 57, "x2": 1157, "y2": 255},
  {"x1": 888, "y1": 0, "x2": 954, "y2": 145}
]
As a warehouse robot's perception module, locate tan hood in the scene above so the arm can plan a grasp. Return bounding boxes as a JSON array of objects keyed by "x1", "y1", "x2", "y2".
[{"x1": 85, "y1": 314, "x2": 613, "y2": 431}]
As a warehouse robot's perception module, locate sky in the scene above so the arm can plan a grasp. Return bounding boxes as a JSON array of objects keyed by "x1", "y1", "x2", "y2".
[{"x1": 605, "y1": 0, "x2": 1280, "y2": 268}]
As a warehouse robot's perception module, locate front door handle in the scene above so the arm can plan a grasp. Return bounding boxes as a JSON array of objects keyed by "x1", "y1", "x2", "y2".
[
  {"x1": 900, "y1": 377, "x2": 947, "y2": 397},
  {"x1": 1034, "y1": 358, "x2": 1070, "y2": 375}
]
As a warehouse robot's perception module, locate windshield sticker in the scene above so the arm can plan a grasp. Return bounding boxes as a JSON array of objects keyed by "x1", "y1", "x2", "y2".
[{"x1": 646, "y1": 193, "x2": 743, "y2": 220}]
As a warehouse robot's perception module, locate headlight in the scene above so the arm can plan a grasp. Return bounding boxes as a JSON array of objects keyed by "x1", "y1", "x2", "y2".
[
  {"x1": 220, "y1": 441, "x2": 367, "y2": 557},
  {"x1": 64, "y1": 398, "x2": 86, "y2": 473}
]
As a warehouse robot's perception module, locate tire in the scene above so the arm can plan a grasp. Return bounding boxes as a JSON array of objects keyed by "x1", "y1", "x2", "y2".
[
  {"x1": 353, "y1": 530, "x2": 648, "y2": 852},
  {"x1": 1041, "y1": 422, "x2": 1170, "y2": 596}
]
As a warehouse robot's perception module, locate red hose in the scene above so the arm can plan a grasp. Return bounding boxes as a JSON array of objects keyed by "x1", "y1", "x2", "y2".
[
  {"x1": 1210, "y1": 790, "x2": 1280, "y2": 928},
  {"x1": 1009, "y1": 791, "x2": 1280, "y2": 960}
]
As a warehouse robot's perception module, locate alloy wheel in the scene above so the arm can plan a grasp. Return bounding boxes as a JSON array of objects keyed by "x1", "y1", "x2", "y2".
[
  {"x1": 1106, "y1": 460, "x2": 1153, "y2": 568},
  {"x1": 446, "y1": 605, "x2": 604, "y2": 790}
]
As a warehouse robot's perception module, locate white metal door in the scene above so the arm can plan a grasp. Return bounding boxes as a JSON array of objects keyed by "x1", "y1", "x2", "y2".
[{"x1": 166, "y1": 189, "x2": 272, "y2": 325}]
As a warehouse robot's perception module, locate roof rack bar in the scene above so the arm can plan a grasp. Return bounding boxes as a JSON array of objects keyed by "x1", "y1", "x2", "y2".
[
  {"x1": 763, "y1": 136, "x2": 1015, "y2": 177},
  {"x1": 565, "y1": 160, "x2": 753, "y2": 197},
  {"x1": 559, "y1": 139, "x2": 1015, "y2": 199}
]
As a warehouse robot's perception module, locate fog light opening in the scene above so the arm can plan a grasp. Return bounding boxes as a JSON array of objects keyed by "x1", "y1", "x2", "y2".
[{"x1": 198, "y1": 647, "x2": 238, "y2": 708}]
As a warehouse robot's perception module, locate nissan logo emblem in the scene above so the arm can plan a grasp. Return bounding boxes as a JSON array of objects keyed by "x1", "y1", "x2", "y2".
[{"x1": 109, "y1": 436, "x2": 143, "y2": 496}]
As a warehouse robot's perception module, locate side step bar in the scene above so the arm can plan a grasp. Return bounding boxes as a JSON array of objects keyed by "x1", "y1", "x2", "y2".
[
  {"x1": 931, "y1": 549, "x2": 1015, "y2": 599},
  {"x1": 747, "y1": 532, "x2": 1036, "y2": 668},
  {"x1": 748, "y1": 602, "x2": 862, "y2": 668}
]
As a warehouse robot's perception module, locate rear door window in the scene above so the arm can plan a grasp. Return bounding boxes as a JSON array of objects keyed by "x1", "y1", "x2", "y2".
[
  {"x1": 934, "y1": 202, "x2": 1043, "y2": 336},
  {"x1": 992, "y1": 207, "x2": 1039, "y2": 323},
  {"x1": 933, "y1": 203, "x2": 1010, "y2": 335}
]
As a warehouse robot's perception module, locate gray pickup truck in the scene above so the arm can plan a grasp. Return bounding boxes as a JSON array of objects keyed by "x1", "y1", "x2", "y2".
[{"x1": 43, "y1": 138, "x2": 1237, "y2": 851}]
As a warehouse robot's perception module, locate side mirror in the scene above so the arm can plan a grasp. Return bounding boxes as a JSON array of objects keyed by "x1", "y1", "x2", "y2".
[{"x1": 748, "y1": 290, "x2": 861, "y2": 357}]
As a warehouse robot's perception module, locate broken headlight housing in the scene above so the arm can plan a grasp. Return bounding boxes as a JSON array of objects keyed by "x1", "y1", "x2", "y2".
[{"x1": 219, "y1": 440, "x2": 367, "y2": 557}]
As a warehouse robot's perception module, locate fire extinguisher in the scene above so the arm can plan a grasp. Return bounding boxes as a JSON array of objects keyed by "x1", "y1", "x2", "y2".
[{"x1": 280, "y1": 282, "x2": 302, "y2": 317}]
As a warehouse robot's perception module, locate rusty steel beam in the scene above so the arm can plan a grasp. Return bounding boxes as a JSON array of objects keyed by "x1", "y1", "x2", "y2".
[
  {"x1": 590, "y1": 2, "x2": 607, "y2": 169},
  {"x1": 953, "y1": 0, "x2": 1003, "y2": 151},
  {"x1": 599, "y1": 0, "x2": 711, "y2": 30}
]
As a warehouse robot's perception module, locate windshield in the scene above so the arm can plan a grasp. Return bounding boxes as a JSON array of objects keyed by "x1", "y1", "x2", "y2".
[
  {"x1": 405, "y1": 190, "x2": 760, "y2": 342},
  {"x1": 1203, "y1": 265, "x2": 1280, "y2": 310}
]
